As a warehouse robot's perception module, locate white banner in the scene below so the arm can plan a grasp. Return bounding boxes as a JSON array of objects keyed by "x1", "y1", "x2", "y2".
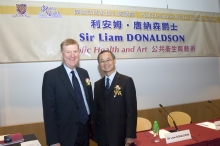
[{"x1": 0, "y1": 1, "x2": 220, "y2": 63}]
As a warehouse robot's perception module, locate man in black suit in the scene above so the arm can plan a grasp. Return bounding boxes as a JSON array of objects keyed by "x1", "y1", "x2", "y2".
[
  {"x1": 42, "y1": 38, "x2": 93, "y2": 146},
  {"x1": 94, "y1": 50, "x2": 137, "y2": 146}
]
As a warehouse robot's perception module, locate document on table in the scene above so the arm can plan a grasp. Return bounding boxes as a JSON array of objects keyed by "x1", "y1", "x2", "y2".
[
  {"x1": 196, "y1": 122, "x2": 216, "y2": 130},
  {"x1": 20, "y1": 140, "x2": 41, "y2": 146},
  {"x1": 0, "y1": 135, "x2": 6, "y2": 141},
  {"x1": 149, "y1": 129, "x2": 170, "y2": 139}
]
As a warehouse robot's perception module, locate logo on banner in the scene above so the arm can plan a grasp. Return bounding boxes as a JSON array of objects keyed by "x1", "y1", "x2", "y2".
[
  {"x1": 38, "y1": 5, "x2": 62, "y2": 18},
  {"x1": 12, "y1": 4, "x2": 31, "y2": 18}
]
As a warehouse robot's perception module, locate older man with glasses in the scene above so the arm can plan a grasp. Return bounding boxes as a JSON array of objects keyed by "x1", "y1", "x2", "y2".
[{"x1": 93, "y1": 50, "x2": 137, "y2": 146}]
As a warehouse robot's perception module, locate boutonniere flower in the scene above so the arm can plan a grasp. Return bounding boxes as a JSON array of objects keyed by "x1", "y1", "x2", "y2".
[
  {"x1": 114, "y1": 85, "x2": 122, "y2": 97},
  {"x1": 85, "y1": 78, "x2": 91, "y2": 86}
]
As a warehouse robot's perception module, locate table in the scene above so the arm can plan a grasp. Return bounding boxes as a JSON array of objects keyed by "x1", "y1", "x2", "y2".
[
  {"x1": 8, "y1": 134, "x2": 37, "y2": 146},
  {"x1": 135, "y1": 119, "x2": 220, "y2": 146}
]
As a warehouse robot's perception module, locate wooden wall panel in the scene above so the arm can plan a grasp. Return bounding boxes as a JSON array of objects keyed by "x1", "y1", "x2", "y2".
[{"x1": 0, "y1": 99, "x2": 219, "y2": 146}]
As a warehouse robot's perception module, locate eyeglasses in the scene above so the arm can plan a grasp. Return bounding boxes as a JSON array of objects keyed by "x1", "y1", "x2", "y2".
[{"x1": 99, "y1": 59, "x2": 113, "y2": 65}]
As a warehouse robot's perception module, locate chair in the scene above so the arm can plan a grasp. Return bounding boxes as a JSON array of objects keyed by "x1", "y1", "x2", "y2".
[
  {"x1": 167, "y1": 111, "x2": 191, "y2": 127},
  {"x1": 136, "y1": 117, "x2": 152, "y2": 132}
]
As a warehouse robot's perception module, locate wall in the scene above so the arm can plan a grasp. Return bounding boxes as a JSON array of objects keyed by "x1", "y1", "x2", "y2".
[{"x1": 0, "y1": 0, "x2": 220, "y2": 126}]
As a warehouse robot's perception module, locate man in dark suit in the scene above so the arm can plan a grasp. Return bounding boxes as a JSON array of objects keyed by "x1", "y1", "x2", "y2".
[
  {"x1": 42, "y1": 38, "x2": 93, "y2": 146},
  {"x1": 94, "y1": 50, "x2": 137, "y2": 146}
]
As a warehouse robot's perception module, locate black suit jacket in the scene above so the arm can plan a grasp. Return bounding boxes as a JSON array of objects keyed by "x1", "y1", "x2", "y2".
[
  {"x1": 94, "y1": 72, "x2": 137, "y2": 146},
  {"x1": 42, "y1": 64, "x2": 93, "y2": 146}
]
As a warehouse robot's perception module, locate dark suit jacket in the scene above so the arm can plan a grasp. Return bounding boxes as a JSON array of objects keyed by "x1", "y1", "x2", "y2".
[
  {"x1": 94, "y1": 72, "x2": 137, "y2": 146},
  {"x1": 42, "y1": 64, "x2": 93, "y2": 146}
]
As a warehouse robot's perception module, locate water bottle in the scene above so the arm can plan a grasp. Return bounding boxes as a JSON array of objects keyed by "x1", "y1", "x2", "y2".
[{"x1": 153, "y1": 121, "x2": 160, "y2": 142}]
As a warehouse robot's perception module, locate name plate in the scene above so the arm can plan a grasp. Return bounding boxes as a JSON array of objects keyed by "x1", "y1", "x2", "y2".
[
  {"x1": 214, "y1": 120, "x2": 220, "y2": 130},
  {"x1": 164, "y1": 129, "x2": 191, "y2": 144}
]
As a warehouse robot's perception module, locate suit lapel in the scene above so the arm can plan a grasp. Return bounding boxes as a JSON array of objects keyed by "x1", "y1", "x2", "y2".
[
  {"x1": 58, "y1": 64, "x2": 77, "y2": 102},
  {"x1": 106, "y1": 72, "x2": 120, "y2": 96},
  {"x1": 99, "y1": 77, "x2": 106, "y2": 97}
]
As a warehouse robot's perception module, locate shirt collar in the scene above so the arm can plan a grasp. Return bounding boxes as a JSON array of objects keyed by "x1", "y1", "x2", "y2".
[
  {"x1": 63, "y1": 63, "x2": 76, "y2": 74},
  {"x1": 105, "y1": 70, "x2": 116, "y2": 83}
]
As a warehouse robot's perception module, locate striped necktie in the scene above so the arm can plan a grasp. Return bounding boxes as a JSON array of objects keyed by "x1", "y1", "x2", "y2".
[{"x1": 105, "y1": 78, "x2": 110, "y2": 92}]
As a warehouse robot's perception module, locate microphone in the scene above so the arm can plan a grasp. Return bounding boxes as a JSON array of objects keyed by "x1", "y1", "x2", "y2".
[
  {"x1": 159, "y1": 104, "x2": 179, "y2": 132},
  {"x1": 208, "y1": 100, "x2": 220, "y2": 111}
]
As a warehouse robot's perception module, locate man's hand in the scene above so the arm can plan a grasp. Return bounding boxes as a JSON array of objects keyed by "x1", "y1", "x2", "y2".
[
  {"x1": 51, "y1": 143, "x2": 61, "y2": 146},
  {"x1": 125, "y1": 138, "x2": 135, "y2": 146}
]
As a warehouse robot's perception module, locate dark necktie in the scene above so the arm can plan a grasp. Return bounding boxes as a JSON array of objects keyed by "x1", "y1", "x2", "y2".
[
  {"x1": 71, "y1": 71, "x2": 88, "y2": 125},
  {"x1": 105, "y1": 78, "x2": 110, "y2": 93}
]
